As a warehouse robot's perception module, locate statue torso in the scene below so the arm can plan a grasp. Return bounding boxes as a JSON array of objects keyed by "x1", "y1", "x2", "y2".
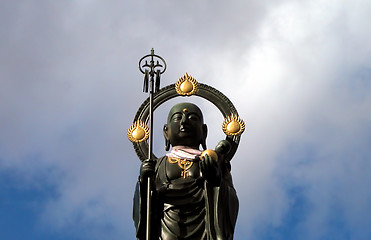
[{"x1": 155, "y1": 156, "x2": 207, "y2": 239}]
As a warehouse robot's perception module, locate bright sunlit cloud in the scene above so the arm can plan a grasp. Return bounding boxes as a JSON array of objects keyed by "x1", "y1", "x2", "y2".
[{"x1": 0, "y1": 0, "x2": 370, "y2": 239}]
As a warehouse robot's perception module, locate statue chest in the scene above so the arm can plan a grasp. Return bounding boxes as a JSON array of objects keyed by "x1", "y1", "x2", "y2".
[{"x1": 165, "y1": 157, "x2": 201, "y2": 181}]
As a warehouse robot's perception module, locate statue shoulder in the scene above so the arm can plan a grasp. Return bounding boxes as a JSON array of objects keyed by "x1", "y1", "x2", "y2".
[{"x1": 155, "y1": 156, "x2": 167, "y2": 170}]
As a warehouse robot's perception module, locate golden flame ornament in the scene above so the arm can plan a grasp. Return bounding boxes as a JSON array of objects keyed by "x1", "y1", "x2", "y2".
[
  {"x1": 175, "y1": 73, "x2": 198, "y2": 95},
  {"x1": 168, "y1": 157, "x2": 194, "y2": 178},
  {"x1": 127, "y1": 120, "x2": 149, "y2": 143},
  {"x1": 222, "y1": 114, "x2": 245, "y2": 136}
]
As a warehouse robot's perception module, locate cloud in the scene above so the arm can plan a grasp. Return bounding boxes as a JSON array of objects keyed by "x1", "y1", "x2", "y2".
[
  {"x1": 0, "y1": 0, "x2": 370, "y2": 239},
  {"x1": 228, "y1": 1, "x2": 371, "y2": 239}
]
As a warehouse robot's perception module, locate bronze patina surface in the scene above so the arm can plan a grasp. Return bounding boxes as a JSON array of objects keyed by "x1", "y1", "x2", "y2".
[
  {"x1": 130, "y1": 52, "x2": 244, "y2": 239},
  {"x1": 133, "y1": 102, "x2": 240, "y2": 239}
]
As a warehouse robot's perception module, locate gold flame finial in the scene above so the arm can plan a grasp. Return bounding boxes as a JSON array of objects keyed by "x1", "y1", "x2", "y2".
[
  {"x1": 222, "y1": 114, "x2": 246, "y2": 136},
  {"x1": 175, "y1": 73, "x2": 198, "y2": 95},
  {"x1": 127, "y1": 120, "x2": 149, "y2": 142}
]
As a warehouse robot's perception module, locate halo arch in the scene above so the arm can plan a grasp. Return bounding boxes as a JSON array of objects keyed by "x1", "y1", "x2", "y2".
[{"x1": 132, "y1": 82, "x2": 242, "y2": 162}]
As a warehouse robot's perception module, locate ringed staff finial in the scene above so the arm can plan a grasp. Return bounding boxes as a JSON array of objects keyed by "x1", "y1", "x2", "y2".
[{"x1": 139, "y1": 48, "x2": 167, "y2": 93}]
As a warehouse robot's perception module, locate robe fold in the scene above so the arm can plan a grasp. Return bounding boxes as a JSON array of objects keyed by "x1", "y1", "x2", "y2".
[{"x1": 133, "y1": 155, "x2": 238, "y2": 240}]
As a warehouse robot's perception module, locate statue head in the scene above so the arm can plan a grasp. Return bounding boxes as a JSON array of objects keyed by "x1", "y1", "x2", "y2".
[{"x1": 163, "y1": 102, "x2": 207, "y2": 151}]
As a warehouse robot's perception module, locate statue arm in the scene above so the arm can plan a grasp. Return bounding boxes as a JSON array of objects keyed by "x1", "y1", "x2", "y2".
[
  {"x1": 216, "y1": 139, "x2": 239, "y2": 232},
  {"x1": 205, "y1": 162, "x2": 239, "y2": 240},
  {"x1": 217, "y1": 169, "x2": 239, "y2": 239},
  {"x1": 213, "y1": 140, "x2": 239, "y2": 239},
  {"x1": 133, "y1": 159, "x2": 156, "y2": 240},
  {"x1": 133, "y1": 157, "x2": 163, "y2": 240}
]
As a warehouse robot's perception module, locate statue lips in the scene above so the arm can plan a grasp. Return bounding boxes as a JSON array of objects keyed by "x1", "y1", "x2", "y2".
[{"x1": 179, "y1": 125, "x2": 192, "y2": 136}]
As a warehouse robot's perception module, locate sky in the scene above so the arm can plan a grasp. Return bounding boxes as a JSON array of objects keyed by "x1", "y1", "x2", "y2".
[{"x1": 0, "y1": 0, "x2": 370, "y2": 239}]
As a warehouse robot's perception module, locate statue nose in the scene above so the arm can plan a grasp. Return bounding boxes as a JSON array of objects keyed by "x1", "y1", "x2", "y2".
[{"x1": 180, "y1": 114, "x2": 188, "y2": 124}]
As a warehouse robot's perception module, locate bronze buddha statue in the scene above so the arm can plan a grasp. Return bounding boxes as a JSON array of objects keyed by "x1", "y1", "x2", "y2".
[{"x1": 133, "y1": 102, "x2": 238, "y2": 240}]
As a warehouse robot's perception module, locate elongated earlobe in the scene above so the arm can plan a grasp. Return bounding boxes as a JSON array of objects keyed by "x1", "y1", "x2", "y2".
[
  {"x1": 163, "y1": 125, "x2": 170, "y2": 151},
  {"x1": 201, "y1": 139, "x2": 207, "y2": 151},
  {"x1": 165, "y1": 139, "x2": 170, "y2": 151},
  {"x1": 201, "y1": 124, "x2": 208, "y2": 150}
]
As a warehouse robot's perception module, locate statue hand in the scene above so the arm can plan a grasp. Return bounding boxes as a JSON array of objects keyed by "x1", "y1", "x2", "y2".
[
  {"x1": 199, "y1": 154, "x2": 221, "y2": 186},
  {"x1": 140, "y1": 159, "x2": 156, "y2": 181},
  {"x1": 215, "y1": 139, "x2": 231, "y2": 156}
]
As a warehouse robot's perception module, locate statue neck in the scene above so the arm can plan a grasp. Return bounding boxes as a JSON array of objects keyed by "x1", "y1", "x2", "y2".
[{"x1": 166, "y1": 146, "x2": 202, "y2": 160}]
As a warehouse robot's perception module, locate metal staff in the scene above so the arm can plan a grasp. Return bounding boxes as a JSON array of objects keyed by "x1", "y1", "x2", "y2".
[{"x1": 138, "y1": 49, "x2": 166, "y2": 240}]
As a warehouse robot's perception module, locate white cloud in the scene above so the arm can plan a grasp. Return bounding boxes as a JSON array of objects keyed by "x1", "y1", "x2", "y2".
[{"x1": 0, "y1": 0, "x2": 370, "y2": 239}]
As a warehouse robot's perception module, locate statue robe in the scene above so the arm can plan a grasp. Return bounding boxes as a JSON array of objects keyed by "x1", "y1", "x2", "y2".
[{"x1": 133, "y1": 156, "x2": 239, "y2": 240}]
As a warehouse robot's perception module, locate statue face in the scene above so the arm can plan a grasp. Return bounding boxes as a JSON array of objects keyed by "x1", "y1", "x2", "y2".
[{"x1": 164, "y1": 103, "x2": 207, "y2": 149}]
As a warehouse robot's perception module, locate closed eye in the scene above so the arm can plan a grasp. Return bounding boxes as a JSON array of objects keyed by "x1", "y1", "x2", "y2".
[
  {"x1": 188, "y1": 114, "x2": 200, "y2": 121},
  {"x1": 172, "y1": 113, "x2": 182, "y2": 121}
]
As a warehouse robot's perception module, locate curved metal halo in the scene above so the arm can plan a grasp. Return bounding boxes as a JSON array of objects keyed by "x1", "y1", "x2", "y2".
[{"x1": 132, "y1": 83, "x2": 241, "y2": 162}]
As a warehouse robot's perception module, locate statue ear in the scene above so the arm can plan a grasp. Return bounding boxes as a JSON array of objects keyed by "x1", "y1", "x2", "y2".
[
  {"x1": 201, "y1": 124, "x2": 208, "y2": 150},
  {"x1": 163, "y1": 124, "x2": 170, "y2": 151}
]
